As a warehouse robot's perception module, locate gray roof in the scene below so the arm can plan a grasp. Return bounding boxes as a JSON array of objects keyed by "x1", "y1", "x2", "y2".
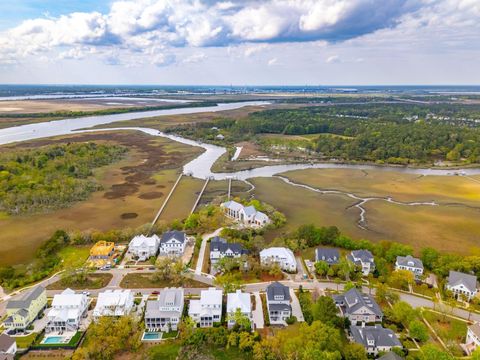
[
  {"x1": 145, "y1": 288, "x2": 183, "y2": 318},
  {"x1": 396, "y1": 255, "x2": 423, "y2": 269},
  {"x1": 350, "y1": 325, "x2": 401, "y2": 348},
  {"x1": 6, "y1": 285, "x2": 45, "y2": 310},
  {"x1": 160, "y1": 231, "x2": 186, "y2": 245},
  {"x1": 316, "y1": 248, "x2": 340, "y2": 265},
  {"x1": 334, "y1": 288, "x2": 383, "y2": 317},
  {"x1": 448, "y1": 270, "x2": 477, "y2": 293},
  {"x1": 0, "y1": 334, "x2": 15, "y2": 352},
  {"x1": 266, "y1": 282, "x2": 290, "y2": 302},
  {"x1": 350, "y1": 250, "x2": 374, "y2": 264},
  {"x1": 378, "y1": 352, "x2": 405, "y2": 360},
  {"x1": 243, "y1": 206, "x2": 257, "y2": 217},
  {"x1": 210, "y1": 237, "x2": 248, "y2": 256},
  {"x1": 268, "y1": 303, "x2": 291, "y2": 311}
]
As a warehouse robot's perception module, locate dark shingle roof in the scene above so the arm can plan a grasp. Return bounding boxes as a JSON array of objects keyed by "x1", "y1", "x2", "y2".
[
  {"x1": 6, "y1": 285, "x2": 45, "y2": 310},
  {"x1": 350, "y1": 250, "x2": 374, "y2": 263},
  {"x1": 448, "y1": 270, "x2": 477, "y2": 293},
  {"x1": 210, "y1": 237, "x2": 247, "y2": 256},
  {"x1": 315, "y1": 248, "x2": 340, "y2": 265},
  {"x1": 160, "y1": 231, "x2": 186, "y2": 245},
  {"x1": 396, "y1": 255, "x2": 423, "y2": 269},
  {"x1": 350, "y1": 325, "x2": 401, "y2": 348},
  {"x1": 335, "y1": 288, "x2": 383, "y2": 317},
  {"x1": 266, "y1": 282, "x2": 290, "y2": 301}
]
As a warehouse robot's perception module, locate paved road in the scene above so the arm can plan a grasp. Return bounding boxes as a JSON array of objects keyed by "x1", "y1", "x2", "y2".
[{"x1": 195, "y1": 228, "x2": 223, "y2": 275}]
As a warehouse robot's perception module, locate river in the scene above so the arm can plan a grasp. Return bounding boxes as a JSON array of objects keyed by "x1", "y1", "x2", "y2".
[{"x1": 1, "y1": 101, "x2": 480, "y2": 179}]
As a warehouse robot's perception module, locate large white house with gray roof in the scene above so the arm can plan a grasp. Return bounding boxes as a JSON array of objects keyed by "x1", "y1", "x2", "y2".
[
  {"x1": 227, "y1": 290, "x2": 252, "y2": 328},
  {"x1": 160, "y1": 231, "x2": 186, "y2": 256},
  {"x1": 334, "y1": 288, "x2": 383, "y2": 324},
  {"x1": 446, "y1": 270, "x2": 478, "y2": 301},
  {"x1": 395, "y1": 255, "x2": 424, "y2": 278},
  {"x1": 266, "y1": 282, "x2": 291, "y2": 325},
  {"x1": 348, "y1": 250, "x2": 375, "y2": 276},
  {"x1": 128, "y1": 234, "x2": 160, "y2": 261},
  {"x1": 145, "y1": 288, "x2": 184, "y2": 331},
  {"x1": 188, "y1": 288, "x2": 223, "y2": 327},
  {"x1": 350, "y1": 325, "x2": 402, "y2": 356},
  {"x1": 260, "y1": 247, "x2": 297, "y2": 272},
  {"x1": 221, "y1": 200, "x2": 270, "y2": 227}
]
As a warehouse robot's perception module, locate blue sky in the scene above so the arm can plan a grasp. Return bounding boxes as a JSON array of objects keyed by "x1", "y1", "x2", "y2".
[{"x1": 0, "y1": 0, "x2": 479, "y2": 85}]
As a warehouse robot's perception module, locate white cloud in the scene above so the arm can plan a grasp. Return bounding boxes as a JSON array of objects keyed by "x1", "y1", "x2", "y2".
[
  {"x1": 326, "y1": 55, "x2": 340, "y2": 63},
  {"x1": 244, "y1": 44, "x2": 267, "y2": 57},
  {"x1": 183, "y1": 52, "x2": 207, "y2": 63},
  {"x1": 267, "y1": 57, "x2": 278, "y2": 66}
]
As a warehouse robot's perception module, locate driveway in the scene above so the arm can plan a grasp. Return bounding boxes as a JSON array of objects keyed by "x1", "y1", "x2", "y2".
[
  {"x1": 289, "y1": 288, "x2": 304, "y2": 322},
  {"x1": 295, "y1": 256, "x2": 307, "y2": 281},
  {"x1": 195, "y1": 228, "x2": 223, "y2": 275},
  {"x1": 252, "y1": 292, "x2": 264, "y2": 329}
]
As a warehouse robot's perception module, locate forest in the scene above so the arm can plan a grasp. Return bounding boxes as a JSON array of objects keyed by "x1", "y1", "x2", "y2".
[
  {"x1": 0, "y1": 142, "x2": 127, "y2": 215},
  {"x1": 167, "y1": 103, "x2": 480, "y2": 165}
]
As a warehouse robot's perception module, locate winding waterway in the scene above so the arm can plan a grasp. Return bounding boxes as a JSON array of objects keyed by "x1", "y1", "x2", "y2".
[{"x1": 2, "y1": 100, "x2": 480, "y2": 181}]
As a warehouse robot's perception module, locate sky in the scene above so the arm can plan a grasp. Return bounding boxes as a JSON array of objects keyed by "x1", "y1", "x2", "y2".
[{"x1": 0, "y1": 0, "x2": 479, "y2": 85}]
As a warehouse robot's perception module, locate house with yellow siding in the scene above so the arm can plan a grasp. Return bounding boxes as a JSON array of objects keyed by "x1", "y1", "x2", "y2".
[
  {"x1": 4, "y1": 286, "x2": 47, "y2": 333},
  {"x1": 88, "y1": 241, "x2": 115, "y2": 268}
]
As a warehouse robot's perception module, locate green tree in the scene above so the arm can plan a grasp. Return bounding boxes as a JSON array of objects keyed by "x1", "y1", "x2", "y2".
[
  {"x1": 343, "y1": 343, "x2": 368, "y2": 360},
  {"x1": 314, "y1": 261, "x2": 329, "y2": 277},
  {"x1": 409, "y1": 319, "x2": 429, "y2": 342}
]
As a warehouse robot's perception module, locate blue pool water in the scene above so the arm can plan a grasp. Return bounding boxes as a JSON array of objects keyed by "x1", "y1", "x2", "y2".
[
  {"x1": 43, "y1": 336, "x2": 64, "y2": 344},
  {"x1": 142, "y1": 332, "x2": 161, "y2": 340}
]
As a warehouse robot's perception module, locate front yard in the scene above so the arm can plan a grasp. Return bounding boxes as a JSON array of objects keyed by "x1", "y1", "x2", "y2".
[{"x1": 423, "y1": 310, "x2": 468, "y2": 356}]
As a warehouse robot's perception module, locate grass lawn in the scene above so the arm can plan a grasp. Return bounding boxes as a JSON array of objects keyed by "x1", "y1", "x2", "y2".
[
  {"x1": 412, "y1": 283, "x2": 437, "y2": 298},
  {"x1": 14, "y1": 332, "x2": 38, "y2": 348},
  {"x1": 162, "y1": 331, "x2": 178, "y2": 339},
  {"x1": 148, "y1": 341, "x2": 181, "y2": 360},
  {"x1": 58, "y1": 246, "x2": 90, "y2": 269},
  {"x1": 46, "y1": 273, "x2": 112, "y2": 290},
  {"x1": 119, "y1": 273, "x2": 209, "y2": 289},
  {"x1": 423, "y1": 310, "x2": 468, "y2": 356}
]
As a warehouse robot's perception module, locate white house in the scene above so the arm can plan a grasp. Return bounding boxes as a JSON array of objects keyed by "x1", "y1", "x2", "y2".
[
  {"x1": 266, "y1": 282, "x2": 291, "y2": 325},
  {"x1": 160, "y1": 231, "x2": 186, "y2": 256},
  {"x1": 0, "y1": 334, "x2": 16, "y2": 356},
  {"x1": 145, "y1": 288, "x2": 184, "y2": 332},
  {"x1": 188, "y1": 288, "x2": 223, "y2": 327},
  {"x1": 93, "y1": 290, "x2": 134, "y2": 319},
  {"x1": 128, "y1": 234, "x2": 160, "y2": 261},
  {"x1": 221, "y1": 200, "x2": 270, "y2": 227},
  {"x1": 350, "y1": 325, "x2": 402, "y2": 356},
  {"x1": 46, "y1": 288, "x2": 88, "y2": 333},
  {"x1": 334, "y1": 288, "x2": 383, "y2": 325},
  {"x1": 446, "y1": 270, "x2": 478, "y2": 301},
  {"x1": 465, "y1": 323, "x2": 480, "y2": 355},
  {"x1": 260, "y1": 247, "x2": 297, "y2": 272},
  {"x1": 395, "y1": 255, "x2": 424, "y2": 278},
  {"x1": 227, "y1": 290, "x2": 252, "y2": 329},
  {"x1": 348, "y1": 250, "x2": 375, "y2": 276}
]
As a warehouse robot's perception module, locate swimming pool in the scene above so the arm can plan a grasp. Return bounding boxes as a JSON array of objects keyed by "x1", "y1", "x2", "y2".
[
  {"x1": 142, "y1": 332, "x2": 162, "y2": 341},
  {"x1": 42, "y1": 336, "x2": 65, "y2": 344}
]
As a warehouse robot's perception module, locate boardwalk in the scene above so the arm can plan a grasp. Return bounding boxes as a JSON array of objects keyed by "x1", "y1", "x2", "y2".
[{"x1": 150, "y1": 173, "x2": 183, "y2": 230}]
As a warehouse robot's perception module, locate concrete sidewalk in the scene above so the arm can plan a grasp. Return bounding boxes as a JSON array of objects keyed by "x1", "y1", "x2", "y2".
[{"x1": 252, "y1": 292, "x2": 264, "y2": 329}]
